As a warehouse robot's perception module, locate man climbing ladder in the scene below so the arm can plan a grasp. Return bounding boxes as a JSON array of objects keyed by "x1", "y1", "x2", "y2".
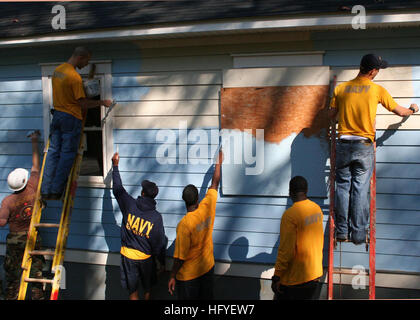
[
  {"x1": 17, "y1": 47, "x2": 113, "y2": 300},
  {"x1": 328, "y1": 53, "x2": 418, "y2": 245},
  {"x1": 41, "y1": 46, "x2": 113, "y2": 200},
  {"x1": 327, "y1": 54, "x2": 418, "y2": 299},
  {"x1": 0, "y1": 131, "x2": 45, "y2": 300}
]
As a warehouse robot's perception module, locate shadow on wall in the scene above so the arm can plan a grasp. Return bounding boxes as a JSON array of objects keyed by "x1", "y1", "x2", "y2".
[
  {"x1": 291, "y1": 129, "x2": 330, "y2": 198},
  {"x1": 102, "y1": 188, "x2": 124, "y2": 300},
  {"x1": 199, "y1": 164, "x2": 214, "y2": 201},
  {"x1": 219, "y1": 236, "x2": 280, "y2": 300},
  {"x1": 376, "y1": 117, "x2": 409, "y2": 147}
]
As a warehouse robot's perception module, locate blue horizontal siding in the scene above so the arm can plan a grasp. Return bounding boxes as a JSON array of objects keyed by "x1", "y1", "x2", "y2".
[
  {"x1": 0, "y1": 155, "x2": 33, "y2": 169},
  {"x1": 0, "y1": 79, "x2": 42, "y2": 92},
  {"x1": 0, "y1": 117, "x2": 43, "y2": 130},
  {"x1": 376, "y1": 130, "x2": 420, "y2": 146},
  {"x1": 110, "y1": 128, "x2": 420, "y2": 272},
  {"x1": 0, "y1": 105, "x2": 43, "y2": 118},
  {"x1": 0, "y1": 142, "x2": 43, "y2": 156},
  {"x1": 116, "y1": 143, "x2": 215, "y2": 160},
  {"x1": 376, "y1": 146, "x2": 420, "y2": 163},
  {"x1": 114, "y1": 128, "x2": 220, "y2": 144},
  {"x1": 0, "y1": 64, "x2": 41, "y2": 79},
  {"x1": 0, "y1": 91, "x2": 42, "y2": 105},
  {"x1": 112, "y1": 60, "x2": 142, "y2": 74},
  {"x1": 0, "y1": 41, "x2": 418, "y2": 277},
  {"x1": 376, "y1": 178, "x2": 420, "y2": 195},
  {"x1": 323, "y1": 48, "x2": 420, "y2": 68},
  {"x1": 376, "y1": 163, "x2": 420, "y2": 179}
]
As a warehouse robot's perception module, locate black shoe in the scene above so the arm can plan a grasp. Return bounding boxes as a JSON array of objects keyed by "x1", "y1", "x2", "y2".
[
  {"x1": 41, "y1": 193, "x2": 50, "y2": 200},
  {"x1": 351, "y1": 235, "x2": 366, "y2": 245},
  {"x1": 352, "y1": 239, "x2": 364, "y2": 245},
  {"x1": 336, "y1": 233, "x2": 349, "y2": 242},
  {"x1": 49, "y1": 193, "x2": 62, "y2": 200},
  {"x1": 42, "y1": 193, "x2": 62, "y2": 200}
]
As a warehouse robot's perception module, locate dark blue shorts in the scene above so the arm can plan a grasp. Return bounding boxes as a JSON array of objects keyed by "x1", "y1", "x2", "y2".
[{"x1": 120, "y1": 255, "x2": 157, "y2": 294}]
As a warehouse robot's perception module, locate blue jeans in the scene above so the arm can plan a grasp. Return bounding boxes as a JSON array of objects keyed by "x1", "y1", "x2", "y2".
[
  {"x1": 335, "y1": 140, "x2": 374, "y2": 244},
  {"x1": 41, "y1": 111, "x2": 82, "y2": 195}
]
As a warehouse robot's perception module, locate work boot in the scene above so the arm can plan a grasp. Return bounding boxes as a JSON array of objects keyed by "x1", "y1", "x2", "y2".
[
  {"x1": 336, "y1": 233, "x2": 348, "y2": 242},
  {"x1": 42, "y1": 193, "x2": 62, "y2": 201},
  {"x1": 48, "y1": 193, "x2": 62, "y2": 200}
]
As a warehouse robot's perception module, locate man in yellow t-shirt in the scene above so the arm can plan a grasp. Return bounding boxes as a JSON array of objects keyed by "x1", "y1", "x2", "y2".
[
  {"x1": 271, "y1": 176, "x2": 324, "y2": 300},
  {"x1": 329, "y1": 54, "x2": 418, "y2": 244},
  {"x1": 168, "y1": 150, "x2": 223, "y2": 300},
  {"x1": 41, "y1": 47, "x2": 113, "y2": 200}
]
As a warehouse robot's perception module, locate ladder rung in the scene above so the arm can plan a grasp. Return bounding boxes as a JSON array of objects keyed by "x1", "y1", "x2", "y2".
[
  {"x1": 25, "y1": 277, "x2": 54, "y2": 284},
  {"x1": 29, "y1": 250, "x2": 55, "y2": 256},
  {"x1": 34, "y1": 223, "x2": 60, "y2": 228},
  {"x1": 336, "y1": 239, "x2": 351, "y2": 243},
  {"x1": 333, "y1": 268, "x2": 370, "y2": 275},
  {"x1": 335, "y1": 239, "x2": 370, "y2": 245}
]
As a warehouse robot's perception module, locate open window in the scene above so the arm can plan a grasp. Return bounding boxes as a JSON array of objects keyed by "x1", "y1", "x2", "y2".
[{"x1": 40, "y1": 60, "x2": 114, "y2": 187}]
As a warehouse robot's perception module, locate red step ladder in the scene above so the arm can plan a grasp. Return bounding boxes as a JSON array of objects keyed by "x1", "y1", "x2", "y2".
[{"x1": 327, "y1": 75, "x2": 376, "y2": 300}]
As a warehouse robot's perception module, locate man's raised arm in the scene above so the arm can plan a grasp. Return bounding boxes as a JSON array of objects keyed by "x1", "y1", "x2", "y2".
[
  {"x1": 78, "y1": 98, "x2": 113, "y2": 111},
  {"x1": 29, "y1": 130, "x2": 41, "y2": 173},
  {"x1": 209, "y1": 150, "x2": 223, "y2": 190}
]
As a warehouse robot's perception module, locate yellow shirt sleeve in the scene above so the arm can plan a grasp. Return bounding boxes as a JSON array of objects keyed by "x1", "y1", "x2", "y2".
[
  {"x1": 197, "y1": 188, "x2": 218, "y2": 215},
  {"x1": 378, "y1": 85, "x2": 398, "y2": 112},
  {"x1": 274, "y1": 212, "x2": 296, "y2": 277}
]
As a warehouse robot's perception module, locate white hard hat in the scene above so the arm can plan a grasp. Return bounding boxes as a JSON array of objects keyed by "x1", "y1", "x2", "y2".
[{"x1": 7, "y1": 168, "x2": 29, "y2": 192}]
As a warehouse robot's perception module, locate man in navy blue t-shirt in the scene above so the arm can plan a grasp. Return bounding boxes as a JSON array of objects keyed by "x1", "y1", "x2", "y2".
[{"x1": 112, "y1": 152, "x2": 167, "y2": 300}]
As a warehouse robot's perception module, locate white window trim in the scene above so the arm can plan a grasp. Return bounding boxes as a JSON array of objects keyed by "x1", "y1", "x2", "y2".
[
  {"x1": 231, "y1": 51, "x2": 325, "y2": 68},
  {"x1": 40, "y1": 60, "x2": 114, "y2": 188}
]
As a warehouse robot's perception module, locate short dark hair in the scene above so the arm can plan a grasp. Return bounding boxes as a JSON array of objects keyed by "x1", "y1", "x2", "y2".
[
  {"x1": 141, "y1": 180, "x2": 159, "y2": 199},
  {"x1": 182, "y1": 184, "x2": 199, "y2": 207},
  {"x1": 289, "y1": 176, "x2": 308, "y2": 194},
  {"x1": 72, "y1": 46, "x2": 91, "y2": 58}
]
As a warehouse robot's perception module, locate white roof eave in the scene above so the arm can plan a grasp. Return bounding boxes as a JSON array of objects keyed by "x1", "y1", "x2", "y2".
[{"x1": 1, "y1": 12, "x2": 420, "y2": 48}]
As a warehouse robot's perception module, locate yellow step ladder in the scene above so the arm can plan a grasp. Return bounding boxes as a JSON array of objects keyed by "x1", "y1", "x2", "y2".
[{"x1": 18, "y1": 125, "x2": 86, "y2": 300}]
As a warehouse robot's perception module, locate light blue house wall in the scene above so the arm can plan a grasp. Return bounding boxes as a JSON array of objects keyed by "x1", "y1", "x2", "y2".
[{"x1": 0, "y1": 26, "x2": 419, "y2": 281}]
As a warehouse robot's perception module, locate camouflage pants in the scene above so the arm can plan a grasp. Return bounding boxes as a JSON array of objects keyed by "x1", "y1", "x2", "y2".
[{"x1": 4, "y1": 232, "x2": 45, "y2": 300}]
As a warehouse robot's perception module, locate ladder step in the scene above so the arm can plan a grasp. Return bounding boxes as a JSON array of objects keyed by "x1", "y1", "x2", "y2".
[
  {"x1": 25, "y1": 277, "x2": 54, "y2": 284},
  {"x1": 336, "y1": 239, "x2": 351, "y2": 243},
  {"x1": 34, "y1": 223, "x2": 60, "y2": 228},
  {"x1": 29, "y1": 250, "x2": 55, "y2": 256},
  {"x1": 333, "y1": 268, "x2": 370, "y2": 275}
]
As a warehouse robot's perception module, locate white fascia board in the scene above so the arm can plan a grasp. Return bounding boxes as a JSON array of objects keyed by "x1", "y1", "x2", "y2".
[{"x1": 1, "y1": 12, "x2": 420, "y2": 48}]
